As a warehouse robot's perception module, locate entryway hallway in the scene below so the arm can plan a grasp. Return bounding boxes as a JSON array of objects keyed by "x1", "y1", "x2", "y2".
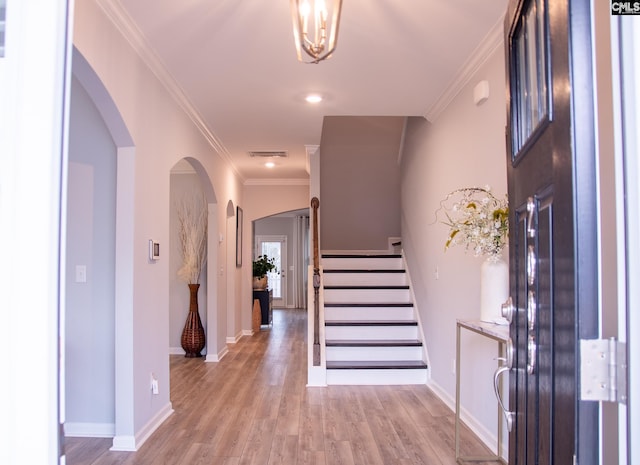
[{"x1": 65, "y1": 309, "x2": 496, "y2": 464}]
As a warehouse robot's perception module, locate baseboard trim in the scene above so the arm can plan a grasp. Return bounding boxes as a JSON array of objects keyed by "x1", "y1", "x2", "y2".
[
  {"x1": 307, "y1": 366, "x2": 327, "y2": 387},
  {"x1": 226, "y1": 330, "x2": 244, "y2": 344},
  {"x1": 110, "y1": 402, "x2": 174, "y2": 452},
  {"x1": 205, "y1": 344, "x2": 229, "y2": 362},
  {"x1": 242, "y1": 329, "x2": 253, "y2": 336},
  {"x1": 170, "y1": 346, "x2": 210, "y2": 357},
  {"x1": 64, "y1": 422, "x2": 115, "y2": 438},
  {"x1": 110, "y1": 435, "x2": 136, "y2": 451},
  {"x1": 426, "y1": 379, "x2": 455, "y2": 411},
  {"x1": 426, "y1": 379, "x2": 506, "y2": 459}
]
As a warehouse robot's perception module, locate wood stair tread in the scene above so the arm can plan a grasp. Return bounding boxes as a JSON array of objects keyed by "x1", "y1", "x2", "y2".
[
  {"x1": 324, "y1": 302, "x2": 413, "y2": 307},
  {"x1": 325, "y1": 320, "x2": 418, "y2": 326},
  {"x1": 324, "y1": 285, "x2": 409, "y2": 289},
  {"x1": 325, "y1": 339, "x2": 422, "y2": 347},
  {"x1": 322, "y1": 254, "x2": 402, "y2": 259},
  {"x1": 326, "y1": 360, "x2": 428, "y2": 369},
  {"x1": 323, "y1": 269, "x2": 406, "y2": 273}
]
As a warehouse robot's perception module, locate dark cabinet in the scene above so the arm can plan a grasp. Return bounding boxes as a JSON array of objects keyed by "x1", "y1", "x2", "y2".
[{"x1": 252, "y1": 289, "x2": 272, "y2": 326}]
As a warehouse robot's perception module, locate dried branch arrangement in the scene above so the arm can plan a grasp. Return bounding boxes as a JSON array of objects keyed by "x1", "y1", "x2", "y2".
[
  {"x1": 176, "y1": 192, "x2": 208, "y2": 284},
  {"x1": 436, "y1": 186, "x2": 508, "y2": 258}
]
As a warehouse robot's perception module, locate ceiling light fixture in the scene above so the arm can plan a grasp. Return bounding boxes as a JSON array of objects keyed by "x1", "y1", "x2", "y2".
[
  {"x1": 265, "y1": 161, "x2": 275, "y2": 168},
  {"x1": 305, "y1": 94, "x2": 323, "y2": 103},
  {"x1": 290, "y1": 0, "x2": 342, "y2": 64}
]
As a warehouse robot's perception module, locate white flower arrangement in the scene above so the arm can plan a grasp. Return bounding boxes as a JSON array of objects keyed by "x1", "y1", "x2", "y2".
[
  {"x1": 437, "y1": 186, "x2": 509, "y2": 258},
  {"x1": 176, "y1": 192, "x2": 208, "y2": 284}
]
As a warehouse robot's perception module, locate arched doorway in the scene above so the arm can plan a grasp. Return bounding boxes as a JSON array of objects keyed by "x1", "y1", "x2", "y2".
[
  {"x1": 169, "y1": 157, "x2": 222, "y2": 361},
  {"x1": 65, "y1": 47, "x2": 136, "y2": 446}
]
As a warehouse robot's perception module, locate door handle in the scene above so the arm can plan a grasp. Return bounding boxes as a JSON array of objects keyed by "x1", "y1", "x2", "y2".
[
  {"x1": 493, "y1": 361, "x2": 515, "y2": 432},
  {"x1": 527, "y1": 245, "x2": 537, "y2": 286},
  {"x1": 526, "y1": 197, "x2": 536, "y2": 238},
  {"x1": 527, "y1": 335, "x2": 537, "y2": 374},
  {"x1": 527, "y1": 290, "x2": 537, "y2": 331}
]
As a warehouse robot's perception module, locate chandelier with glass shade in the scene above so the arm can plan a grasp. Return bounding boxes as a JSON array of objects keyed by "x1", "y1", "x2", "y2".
[{"x1": 290, "y1": 0, "x2": 343, "y2": 64}]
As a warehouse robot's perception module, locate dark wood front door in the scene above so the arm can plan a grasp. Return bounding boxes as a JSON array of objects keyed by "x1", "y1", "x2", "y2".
[{"x1": 504, "y1": 1, "x2": 599, "y2": 464}]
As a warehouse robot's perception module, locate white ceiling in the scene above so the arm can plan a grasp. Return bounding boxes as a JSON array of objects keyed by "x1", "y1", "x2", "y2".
[{"x1": 112, "y1": 0, "x2": 507, "y2": 182}]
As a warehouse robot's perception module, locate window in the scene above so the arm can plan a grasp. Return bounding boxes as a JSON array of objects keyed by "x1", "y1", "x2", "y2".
[{"x1": 510, "y1": 0, "x2": 549, "y2": 158}]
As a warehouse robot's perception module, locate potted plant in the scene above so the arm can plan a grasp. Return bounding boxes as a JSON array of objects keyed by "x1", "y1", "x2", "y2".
[{"x1": 252, "y1": 254, "x2": 276, "y2": 290}]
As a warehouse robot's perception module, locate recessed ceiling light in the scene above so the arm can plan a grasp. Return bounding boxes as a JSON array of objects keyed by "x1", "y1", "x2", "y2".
[
  {"x1": 265, "y1": 161, "x2": 275, "y2": 168},
  {"x1": 305, "y1": 94, "x2": 322, "y2": 104}
]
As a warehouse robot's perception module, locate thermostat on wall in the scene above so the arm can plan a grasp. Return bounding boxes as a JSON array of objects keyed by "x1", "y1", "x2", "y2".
[{"x1": 149, "y1": 240, "x2": 160, "y2": 260}]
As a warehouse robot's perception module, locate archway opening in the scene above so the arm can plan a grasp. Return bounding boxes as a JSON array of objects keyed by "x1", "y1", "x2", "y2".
[{"x1": 169, "y1": 158, "x2": 220, "y2": 361}]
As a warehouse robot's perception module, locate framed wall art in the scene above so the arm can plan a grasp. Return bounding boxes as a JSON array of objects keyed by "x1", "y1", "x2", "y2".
[{"x1": 236, "y1": 206, "x2": 243, "y2": 267}]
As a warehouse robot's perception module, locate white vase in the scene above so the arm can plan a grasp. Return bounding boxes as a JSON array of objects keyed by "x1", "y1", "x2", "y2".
[{"x1": 480, "y1": 256, "x2": 509, "y2": 323}]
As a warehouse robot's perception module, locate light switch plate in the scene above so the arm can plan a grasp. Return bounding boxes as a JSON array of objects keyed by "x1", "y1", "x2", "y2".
[{"x1": 75, "y1": 265, "x2": 87, "y2": 283}]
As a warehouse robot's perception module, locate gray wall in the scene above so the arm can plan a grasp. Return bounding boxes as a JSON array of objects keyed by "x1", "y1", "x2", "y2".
[
  {"x1": 65, "y1": 77, "x2": 117, "y2": 432},
  {"x1": 320, "y1": 116, "x2": 404, "y2": 251},
  {"x1": 399, "y1": 47, "x2": 509, "y2": 446}
]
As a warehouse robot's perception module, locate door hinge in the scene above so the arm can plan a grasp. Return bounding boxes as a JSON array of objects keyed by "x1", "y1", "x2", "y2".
[{"x1": 580, "y1": 338, "x2": 627, "y2": 403}]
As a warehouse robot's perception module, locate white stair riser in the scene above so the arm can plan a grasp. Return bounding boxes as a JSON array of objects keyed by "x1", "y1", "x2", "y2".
[
  {"x1": 322, "y1": 257, "x2": 403, "y2": 270},
  {"x1": 324, "y1": 288, "x2": 411, "y2": 303},
  {"x1": 326, "y1": 346, "x2": 423, "y2": 362},
  {"x1": 320, "y1": 253, "x2": 429, "y2": 386},
  {"x1": 326, "y1": 368, "x2": 428, "y2": 385},
  {"x1": 323, "y1": 272, "x2": 407, "y2": 286},
  {"x1": 324, "y1": 325, "x2": 419, "y2": 340},
  {"x1": 325, "y1": 306, "x2": 414, "y2": 321}
]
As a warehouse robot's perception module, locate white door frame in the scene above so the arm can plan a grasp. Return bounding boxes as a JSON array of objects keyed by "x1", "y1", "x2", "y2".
[
  {"x1": 0, "y1": 0, "x2": 73, "y2": 462},
  {"x1": 613, "y1": 15, "x2": 639, "y2": 465},
  {"x1": 256, "y1": 235, "x2": 288, "y2": 308}
]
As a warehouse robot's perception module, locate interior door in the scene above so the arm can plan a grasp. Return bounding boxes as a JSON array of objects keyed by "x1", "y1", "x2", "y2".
[
  {"x1": 504, "y1": 1, "x2": 599, "y2": 464},
  {"x1": 257, "y1": 235, "x2": 287, "y2": 308}
]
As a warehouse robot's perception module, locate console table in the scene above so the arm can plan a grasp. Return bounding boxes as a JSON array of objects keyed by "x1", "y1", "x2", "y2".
[
  {"x1": 252, "y1": 289, "x2": 272, "y2": 327},
  {"x1": 455, "y1": 319, "x2": 509, "y2": 464}
]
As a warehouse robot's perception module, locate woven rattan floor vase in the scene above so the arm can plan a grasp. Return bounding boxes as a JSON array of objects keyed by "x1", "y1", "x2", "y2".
[{"x1": 181, "y1": 283, "x2": 205, "y2": 358}]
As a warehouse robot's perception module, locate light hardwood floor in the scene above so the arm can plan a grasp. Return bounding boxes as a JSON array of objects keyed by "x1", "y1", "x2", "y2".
[{"x1": 66, "y1": 308, "x2": 499, "y2": 465}]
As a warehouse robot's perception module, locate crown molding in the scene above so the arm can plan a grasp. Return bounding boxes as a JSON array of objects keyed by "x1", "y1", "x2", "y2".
[
  {"x1": 244, "y1": 178, "x2": 310, "y2": 186},
  {"x1": 424, "y1": 15, "x2": 505, "y2": 123},
  {"x1": 305, "y1": 145, "x2": 320, "y2": 174},
  {"x1": 96, "y1": 0, "x2": 242, "y2": 181}
]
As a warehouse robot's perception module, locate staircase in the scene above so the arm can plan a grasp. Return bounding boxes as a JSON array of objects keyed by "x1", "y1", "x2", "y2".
[{"x1": 322, "y1": 253, "x2": 428, "y2": 385}]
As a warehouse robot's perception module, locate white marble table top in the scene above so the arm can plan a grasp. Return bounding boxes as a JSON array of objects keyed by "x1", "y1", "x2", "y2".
[{"x1": 457, "y1": 319, "x2": 510, "y2": 342}]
